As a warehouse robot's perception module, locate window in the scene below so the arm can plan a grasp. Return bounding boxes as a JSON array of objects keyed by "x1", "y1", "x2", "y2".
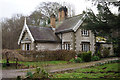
[
  {"x1": 64, "y1": 43, "x2": 70, "y2": 50},
  {"x1": 82, "y1": 42, "x2": 90, "y2": 52},
  {"x1": 26, "y1": 44, "x2": 31, "y2": 50},
  {"x1": 81, "y1": 29, "x2": 89, "y2": 37}
]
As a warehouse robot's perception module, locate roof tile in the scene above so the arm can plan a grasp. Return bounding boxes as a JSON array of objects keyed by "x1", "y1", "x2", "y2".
[{"x1": 28, "y1": 26, "x2": 61, "y2": 43}]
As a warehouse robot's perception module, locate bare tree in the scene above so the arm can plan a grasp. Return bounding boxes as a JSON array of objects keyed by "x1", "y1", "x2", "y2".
[
  {"x1": 28, "y1": 2, "x2": 76, "y2": 26},
  {"x1": 37, "y1": 2, "x2": 62, "y2": 19},
  {"x1": 28, "y1": 10, "x2": 43, "y2": 26},
  {"x1": 2, "y1": 14, "x2": 24, "y2": 49}
]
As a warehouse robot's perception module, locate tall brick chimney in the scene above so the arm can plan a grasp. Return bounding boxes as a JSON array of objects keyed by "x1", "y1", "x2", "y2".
[
  {"x1": 58, "y1": 6, "x2": 68, "y2": 22},
  {"x1": 50, "y1": 14, "x2": 56, "y2": 30}
]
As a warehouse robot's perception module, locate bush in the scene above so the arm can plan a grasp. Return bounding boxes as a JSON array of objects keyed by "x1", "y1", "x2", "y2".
[
  {"x1": 36, "y1": 67, "x2": 41, "y2": 73},
  {"x1": 77, "y1": 52, "x2": 82, "y2": 58},
  {"x1": 96, "y1": 51, "x2": 102, "y2": 58},
  {"x1": 26, "y1": 72, "x2": 33, "y2": 78},
  {"x1": 75, "y1": 57, "x2": 83, "y2": 63},
  {"x1": 69, "y1": 57, "x2": 83, "y2": 63},
  {"x1": 33, "y1": 67, "x2": 49, "y2": 78},
  {"x1": 101, "y1": 47, "x2": 110, "y2": 58},
  {"x1": 77, "y1": 51, "x2": 92, "y2": 62},
  {"x1": 82, "y1": 51, "x2": 92, "y2": 62},
  {"x1": 69, "y1": 58, "x2": 75, "y2": 63},
  {"x1": 91, "y1": 56, "x2": 100, "y2": 61},
  {"x1": 19, "y1": 50, "x2": 76, "y2": 61}
]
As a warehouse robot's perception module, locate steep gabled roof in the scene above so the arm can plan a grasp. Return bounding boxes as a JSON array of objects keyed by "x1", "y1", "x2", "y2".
[
  {"x1": 28, "y1": 26, "x2": 61, "y2": 43},
  {"x1": 18, "y1": 18, "x2": 35, "y2": 45},
  {"x1": 55, "y1": 14, "x2": 86, "y2": 33}
]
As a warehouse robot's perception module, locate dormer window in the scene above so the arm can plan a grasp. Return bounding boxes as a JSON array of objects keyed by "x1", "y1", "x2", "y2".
[{"x1": 81, "y1": 29, "x2": 89, "y2": 37}]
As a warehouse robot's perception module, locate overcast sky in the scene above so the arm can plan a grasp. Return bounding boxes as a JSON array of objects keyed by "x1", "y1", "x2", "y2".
[{"x1": 0, "y1": 0, "x2": 118, "y2": 20}]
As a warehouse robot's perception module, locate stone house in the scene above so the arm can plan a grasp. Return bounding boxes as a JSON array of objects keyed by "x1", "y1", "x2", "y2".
[{"x1": 18, "y1": 6, "x2": 96, "y2": 54}]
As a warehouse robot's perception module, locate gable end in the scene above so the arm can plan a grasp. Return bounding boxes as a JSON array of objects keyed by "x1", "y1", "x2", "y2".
[{"x1": 18, "y1": 24, "x2": 35, "y2": 45}]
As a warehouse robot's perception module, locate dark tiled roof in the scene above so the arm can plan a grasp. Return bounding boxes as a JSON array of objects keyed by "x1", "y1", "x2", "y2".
[
  {"x1": 55, "y1": 14, "x2": 83, "y2": 33},
  {"x1": 28, "y1": 26, "x2": 61, "y2": 43}
]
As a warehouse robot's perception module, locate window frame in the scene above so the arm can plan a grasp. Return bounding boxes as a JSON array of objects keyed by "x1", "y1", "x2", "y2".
[
  {"x1": 81, "y1": 42, "x2": 90, "y2": 52},
  {"x1": 81, "y1": 29, "x2": 89, "y2": 37},
  {"x1": 22, "y1": 44, "x2": 25, "y2": 50},
  {"x1": 26, "y1": 43, "x2": 31, "y2": 51},
  {"x1": 64, "y1": 42, "x2": 71, "y2": 50}
]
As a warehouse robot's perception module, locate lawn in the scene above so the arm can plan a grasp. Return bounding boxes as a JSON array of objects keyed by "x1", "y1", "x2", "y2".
[
  {"x1": 1, "y1": 59, "x2": 67, "y2": 69},
  {"x1": 52, "y1": 63, "x2": 120, "y2": 78}
]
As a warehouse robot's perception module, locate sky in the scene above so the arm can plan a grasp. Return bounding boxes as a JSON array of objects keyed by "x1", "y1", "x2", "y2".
[{"x1": 0, "y1": 0, "x2": 118, "y2": 20}]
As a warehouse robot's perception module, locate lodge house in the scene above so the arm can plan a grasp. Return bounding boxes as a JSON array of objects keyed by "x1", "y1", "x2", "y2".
[{"x1": 18, "y1": 6, "x2": 97, "y2": 54}]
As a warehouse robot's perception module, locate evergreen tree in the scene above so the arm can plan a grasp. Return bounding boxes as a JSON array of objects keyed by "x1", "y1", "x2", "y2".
[{"x1": 83, "y1": 2, "x2": 120, "y2": 55}]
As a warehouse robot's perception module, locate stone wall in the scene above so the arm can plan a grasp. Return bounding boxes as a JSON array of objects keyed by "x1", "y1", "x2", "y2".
[
  {"x1": 101, "y1": 43, "x2": 114, "y2": 56},
  {"x1": 61, "y1": 32, "x2": 75, "y2": 50},
  {"x1": 20, "y1": 26, "x2": 95, "y2": 53},
  {"x1": 75, "y1": 28, "x2": 95, "y2": 54}
]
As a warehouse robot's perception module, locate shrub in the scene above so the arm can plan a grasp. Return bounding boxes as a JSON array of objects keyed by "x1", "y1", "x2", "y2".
[
  {"x1": 19, "y1": 50, "x2": 76, "y2": 61},
  {"x1": 41, "y1": 69, "x2": 49, "y2": 78},
  {"x1": 74, "y1": 57, "x2": 83, "y2": 63},
  {"x1": 69, "y1": 58, "x2": 75, "y2": 63},
  {"x1": 36, "y1": 67, "x2": 41, "y2": 73},
  {"x1": 96, "y1": 51, "x2": 102, "y2": 58},
  {"x1": 77, "y1": 52, "x2": 83, "y2": 58},
  {"x1": 91, "y1": 56, "x2": 100, "y2": 61},
  {"x1": 82, "y1": 51, "x2": 92, "y2": 62},
  {"x1": 33, "y1": 67, "x2": 49, "y2": 78},
  {"x1": 69, "y1": 57, "x2": 83, "y2": 63},
  {"x1": 26, "y1": 71, "x2": 33, "y2": 78},
  {"x1": 101, "y1": 47, "x2": 110, "y2": 58},
  {"x1": 2, "y1": 49, "x2": 27, "y2": 61}
]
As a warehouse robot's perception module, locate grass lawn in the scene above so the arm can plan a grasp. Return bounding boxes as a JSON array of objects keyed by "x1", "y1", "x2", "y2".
[
  {"x1": 52, "y1": 63, "x2": 120, "y2": 78},
  {"x1": 1, "y1": 59, "x2": 68, "y2": 69}
]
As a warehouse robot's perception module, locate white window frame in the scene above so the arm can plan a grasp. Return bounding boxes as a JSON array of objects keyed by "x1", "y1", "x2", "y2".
[
  {"x1": 26, "y1": 43, "x2": 31, "y2": 51},
  {"x1": 22, "y1": 44, "x2": 25, "y2": 50},
  {"x1": 82, "y1": 42, "x2": 90, "y2": 52},
  {"x1": 82, "y1": 29, "x2": 89, "y2": 37},
  {"x1": 64, "y1": 43, "x2": 70, "y2": 50}
]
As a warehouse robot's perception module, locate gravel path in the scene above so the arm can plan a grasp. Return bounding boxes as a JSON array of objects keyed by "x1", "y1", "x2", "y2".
[
  {"x1": 49, "y1": 57, "x2": 120, "y2": 73},
  {"x1": 2, "y1": 57, "x2": 119, "y2": 78}
]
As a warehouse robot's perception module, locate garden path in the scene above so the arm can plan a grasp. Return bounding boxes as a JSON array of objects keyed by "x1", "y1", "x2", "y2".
[
  {"x1": 49, "y1": 57, "x2": 119, "y2": 73},
  {"x1": 2, "y1": 57, "x2": 119, "y2": 78}
]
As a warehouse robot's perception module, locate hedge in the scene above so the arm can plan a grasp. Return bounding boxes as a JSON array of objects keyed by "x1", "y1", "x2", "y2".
[
  {"x1": 77, "y1": 51, "x2": 92, "y2": 62},
  {"x1": 18, "y1": 50, "x2": 76, "y2": 61}
]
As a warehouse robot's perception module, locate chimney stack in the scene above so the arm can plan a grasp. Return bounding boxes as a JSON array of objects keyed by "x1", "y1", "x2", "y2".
[
  {"x1": 58, "y1": 6, "x2": 68, "y2": 22},
  {"x1": 50, "y1": 14, "x2": 56, "y2": 30}
]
